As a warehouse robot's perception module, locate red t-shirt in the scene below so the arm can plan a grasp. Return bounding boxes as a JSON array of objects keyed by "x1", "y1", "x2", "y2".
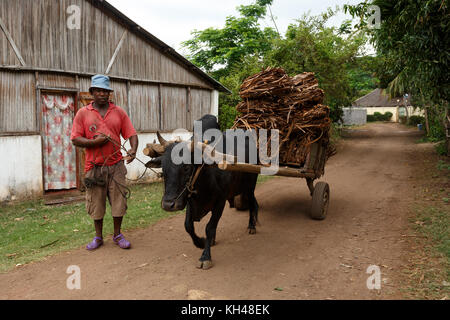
[{"x1": 71, "y1": 102, "x2": 137, "y2": 172}]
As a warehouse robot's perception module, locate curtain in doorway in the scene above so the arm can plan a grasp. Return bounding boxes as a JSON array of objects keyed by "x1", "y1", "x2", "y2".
[{"x1": 42, "y1": 94, "x2": 77, "y2": 190}]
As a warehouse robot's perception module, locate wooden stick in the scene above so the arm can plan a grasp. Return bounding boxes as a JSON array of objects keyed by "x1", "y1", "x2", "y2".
[{"x1": 218, "y1": 162, "x2": 316, "y2": 178}]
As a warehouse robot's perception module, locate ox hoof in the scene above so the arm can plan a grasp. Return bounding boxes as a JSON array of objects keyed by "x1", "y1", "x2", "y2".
[
  {"x1": 248, "y1": 228, "x2": 256, "y2": 235},
  {"x1": 196, "y1": 260, "x2": 213, "y2": 270}
]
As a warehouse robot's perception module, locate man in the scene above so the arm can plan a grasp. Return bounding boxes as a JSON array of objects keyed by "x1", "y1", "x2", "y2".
[{"x1": 71, "y1": 74, "x2": 138, "y2": 250}]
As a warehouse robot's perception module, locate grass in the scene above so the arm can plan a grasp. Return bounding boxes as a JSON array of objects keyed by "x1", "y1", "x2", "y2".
[
  {"x1": 413, "y1": 207, "x2": 449, "y2": 260},
  {"x1": 0, "y1": 183, "x2": 181, "y2": 273},
  {"x1": 400, "y1": 155, "x2": 450, "y2": 299},
  {"x1": 0, "y1": 177, "x2": 274, "y2": 273},
  {"x1": 402, "y1": 205, "x2": 450, "y2": 299}
]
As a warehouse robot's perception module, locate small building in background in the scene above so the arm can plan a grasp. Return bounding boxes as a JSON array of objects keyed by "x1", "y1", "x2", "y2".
[{"x1": 352, "y1": 89, "x2": 423, "y2": 123}]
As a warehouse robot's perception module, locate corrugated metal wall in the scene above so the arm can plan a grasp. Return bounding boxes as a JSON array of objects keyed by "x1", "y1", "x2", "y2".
[
  {"x1": 0, "y1": 0, "x2": 215, "y2": 135},
  {"x1": 0, "y1": 71, "x2": 36, "y2": 133},
  {"x1": 189, "y1": 88, "x2": 213, "y2": 129},
  {"x1": 161, "y1": 86, "x2": 187, "y2": 131},
  {"x1": 39, "y1": 73, "x2": 77, "y2": 88},
  {"x1": 0, "y1": 0, "x2": 213, "y2": 88},
  {"x1": 129, "y1": 83, "x2": 159, "y2": 132},
  {"x1": 0, "y1": 70, "x2": 213, "y2": 134}
]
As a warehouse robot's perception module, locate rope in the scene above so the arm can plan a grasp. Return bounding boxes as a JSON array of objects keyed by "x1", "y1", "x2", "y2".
[{"x1": 85, "y1": 132, "x2": 160, "y2": 200}]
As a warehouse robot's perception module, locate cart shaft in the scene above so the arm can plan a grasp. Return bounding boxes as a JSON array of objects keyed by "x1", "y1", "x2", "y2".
[{"x1": 218, "y1": 162, "x2": 317, "y2": 178}]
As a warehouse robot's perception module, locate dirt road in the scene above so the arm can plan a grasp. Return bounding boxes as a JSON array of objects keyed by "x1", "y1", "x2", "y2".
[{"x1": 0, "y1": 123, "x2": 424, "y2": 299}]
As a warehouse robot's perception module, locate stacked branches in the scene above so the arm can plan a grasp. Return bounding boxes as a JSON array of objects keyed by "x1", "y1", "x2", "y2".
[{"x1": 232, "y1": 67, "x2": 334, "y2": 166}]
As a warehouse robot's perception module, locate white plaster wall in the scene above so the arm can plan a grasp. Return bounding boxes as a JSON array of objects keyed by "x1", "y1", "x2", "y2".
[
  {"x1": 0, "y1": 135, "x2": 43, "y2": 201},
  {"x1": 342, "y1": 108, "x2": 367, "y2": 125},
  {"x1": 122, "y1": 131, "x2": 192, "y2": 182},
  {"x1": 366, "y1": 106, "x2": 424, "y2": 122},
  {"x1": 211, "y1": 90, "x2": 219, "y2": 116},
  {"x1": 366, "y1": 106, "x2": 399, "y2": 122}
]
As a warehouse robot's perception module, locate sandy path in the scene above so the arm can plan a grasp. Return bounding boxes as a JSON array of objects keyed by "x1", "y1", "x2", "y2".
[{"x1": 0, "y1": 123, "x2": 423, "y2": 300}]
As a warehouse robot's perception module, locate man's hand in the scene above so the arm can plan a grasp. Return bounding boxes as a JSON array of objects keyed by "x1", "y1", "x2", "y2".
[
  {"x1": 93, "y1": 134, "x2": 110, "y2": 146},
  {"x1": 124, "y1": 135, "x2": 139, "y2": 164},
  {"x1": 124, "y1": 149, "x2": 137, "y2": 164},
  {"x1": 72, "y1": 134, "x2": 110, "y2": 148}
]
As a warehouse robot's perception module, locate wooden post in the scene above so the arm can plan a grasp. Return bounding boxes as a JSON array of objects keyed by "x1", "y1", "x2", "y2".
[
  {"x1": 105, "y1": 30, "x2": 127, "y2": 74},
  {"x1": 126, "y1": 80, "x2": 131, "y2": 116},
  {"x1": 186, "y1": 87, "x2": 191, "y2": 129},
  {"x1": 158, "y1": 84, "x2": 163, "y2": 130},
  {"x1": 0, "y1": 16, "x2": 26, "y2": 66}
]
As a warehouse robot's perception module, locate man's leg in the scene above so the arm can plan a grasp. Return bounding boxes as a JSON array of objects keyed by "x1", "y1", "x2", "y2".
[
  {"x1": 110, "y1": 162, "x2": 131, "y2": 249},
  {"x1": 113, "y1": 217, "x2": 122, "y2": 237},
  {"x1": 85, "y1": 168, "x2": 107, "y2": 250},
  {"x1": 94, "y1": 219, "x2": 104, "y2": 240}
]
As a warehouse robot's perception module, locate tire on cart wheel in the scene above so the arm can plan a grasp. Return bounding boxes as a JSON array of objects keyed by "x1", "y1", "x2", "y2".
[
  {"x1": 234, "y1": 194, "x2": 249, "y2": 211},
  {"x1": 310, "y1": 182, "x2": 330, "y2": 220}
]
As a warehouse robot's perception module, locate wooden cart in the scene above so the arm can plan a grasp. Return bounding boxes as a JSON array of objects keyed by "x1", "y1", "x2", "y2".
[{"x1": 221, "y1": 138, "x2": 330, "y2": 220}]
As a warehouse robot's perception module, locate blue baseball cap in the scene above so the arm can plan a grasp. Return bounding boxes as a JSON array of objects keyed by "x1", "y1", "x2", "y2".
[{"x1": 89, "y1": 74, "x2": 113, "y2": 92}]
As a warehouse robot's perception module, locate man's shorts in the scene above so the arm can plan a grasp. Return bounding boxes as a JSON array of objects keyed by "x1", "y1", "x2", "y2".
[{"x1": 85, "y1": 161, "x2": 128, "y2": 220}]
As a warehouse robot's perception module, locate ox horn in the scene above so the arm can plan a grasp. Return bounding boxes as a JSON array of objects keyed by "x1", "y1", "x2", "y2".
[
  {"x1": 189, "y1": 141, "x2": 237, "y2": 164},
  {"x1": 156, "y1": 131, "x2": 170, "y2": 148}
]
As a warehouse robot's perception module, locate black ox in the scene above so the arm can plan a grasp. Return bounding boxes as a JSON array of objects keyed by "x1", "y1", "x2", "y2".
[{"x1": 147, "y1": 115, "x2": 259, "y2": 269}]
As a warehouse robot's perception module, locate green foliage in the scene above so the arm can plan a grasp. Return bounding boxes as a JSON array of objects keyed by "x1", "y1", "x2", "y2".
[
  {"x1": 427, "y1": 104, "x2": 447, "y2": 142},
  {"x1": 384, "y1": 111, "x2": 393, "y2": 120},
  {"x1": 399, "y1": 116, "x2": 408, "y2": 124},
  {"x1": 348, "y1": 55, "x2": 380, "y2": 100},
  {"x1": 219, "y1": 104, "x2": 239, "y2": 131},
  {"x1": 183, "y1": 2, "x2": 380, "y2": 125},
  {"x1": 414, "y1": 206, "x2": 450, "y2": 267},
  {"x1": 182, "y1": 0, "x2": 278, "y2": 74},
  {"x1": 216, "y1": 55, "x2": 264, "y2": 129},
  {"x1": 408, "y1": 115, "x2": 426, "y2": 127},
  {"x1": 437, "y1": 160, "x2": 450, "y2": 171},
  {"x1": 368, "y1": 111, "x2": 392, "y2": 122},
  {"x1": 435, "y1": 141, "x2": 448, "y2": 156},
  {"x1": 373, "y1": 111, "x2": 383, "y2": 119},
  {"x1": 345, "y1": 0, "x2": 449, "y2": 141},
  {"x1": 265, "y1": 9, "x2": 370, "y2": 116}
]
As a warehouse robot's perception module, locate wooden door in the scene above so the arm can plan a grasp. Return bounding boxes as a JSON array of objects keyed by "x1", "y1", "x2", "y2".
[{"x1": 41, "y1": 93, "x2": 77, "y2": 191}]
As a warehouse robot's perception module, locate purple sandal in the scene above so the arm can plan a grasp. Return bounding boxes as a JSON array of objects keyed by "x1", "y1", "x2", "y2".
[
  {"x1": 113, "y1": 233, "x2": 131, "y2": 249},
  {"x1": 86, "y1": 236, "x2": 103, "y2": 250}
]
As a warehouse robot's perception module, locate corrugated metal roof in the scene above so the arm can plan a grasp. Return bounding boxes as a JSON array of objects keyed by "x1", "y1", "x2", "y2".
[{"x1": 352, "y1": 89, "x2": 409, "y2": 107}]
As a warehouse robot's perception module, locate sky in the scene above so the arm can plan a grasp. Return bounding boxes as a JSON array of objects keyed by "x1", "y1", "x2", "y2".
[{"x1": 107, "y1": 0, "x2": 363, "y2": 55}]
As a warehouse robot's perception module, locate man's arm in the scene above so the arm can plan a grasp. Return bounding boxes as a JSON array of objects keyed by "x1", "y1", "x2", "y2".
[
  {"x1": 124, "y1": 135, "x2": 139, "y2": 164},
  {"x1": 72, "y1": 135, "x2": 109, "y2": 148}
]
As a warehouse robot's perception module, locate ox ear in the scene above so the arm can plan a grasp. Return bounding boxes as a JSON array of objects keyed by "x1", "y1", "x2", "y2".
[{"x1": 145, "y1": 156, "x2": 162, "y2": 169}]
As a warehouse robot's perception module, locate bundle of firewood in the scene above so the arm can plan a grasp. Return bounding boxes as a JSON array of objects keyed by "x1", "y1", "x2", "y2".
[{"x1": 232, "y1": 67, "x2": 334, "y2": 166}]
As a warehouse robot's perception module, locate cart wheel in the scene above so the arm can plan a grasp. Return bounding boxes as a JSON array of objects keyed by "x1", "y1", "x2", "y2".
[
  {"x1": 234, "y1": 194, "x2": 249, "y2": 211},
  {"x1": 310, "y1": 182, "x2": 330, "y2": 220}
]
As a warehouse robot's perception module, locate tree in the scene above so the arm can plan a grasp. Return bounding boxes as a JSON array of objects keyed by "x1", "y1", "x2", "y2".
[
  {"x1": 264, "y1": 9, "x2": 372, "y2": 120},
  {"x1": 345, "y1": 0, "x2": 449, "y2": 141},
  {"x1": 183, "y1": 2, "x2": 379, "y2": 127},
  {"x1": 182, "y1": 0, "x2": 278, "y2": 76}
]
